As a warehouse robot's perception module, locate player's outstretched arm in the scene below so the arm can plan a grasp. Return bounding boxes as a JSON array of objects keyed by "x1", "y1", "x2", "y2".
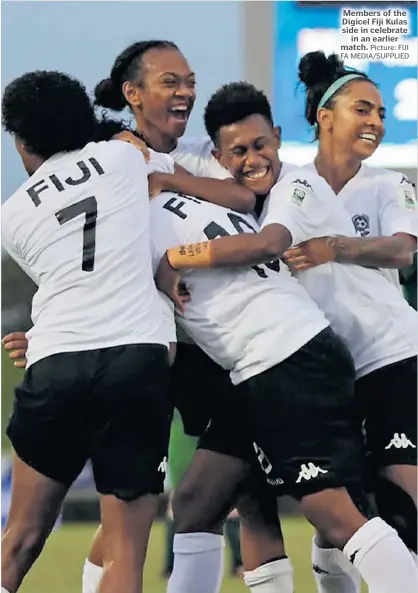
[
  {"x1": 148, "y1": 168, "x2": 256, "y2": 213},
  {"x1": 165, "y1": 223, "x2": 292, "y2": 270},
  {"x1": 283, "y1": 233, "x2": 417, "y2": 272}
]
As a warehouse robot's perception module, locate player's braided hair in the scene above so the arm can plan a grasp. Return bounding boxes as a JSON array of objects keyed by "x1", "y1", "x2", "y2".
[
  {"x1": 204, "y1": 81, "x2": 274, "y2": 146},
  {"x1": 298, "y1": 51, "x2": 375, "y2": 137},
  {"x1": 1, "y1": 70, "x2": 128, "y2": 159},
  {"x1": 94, "y1": 40, "x2": 180, "y2": 112}
]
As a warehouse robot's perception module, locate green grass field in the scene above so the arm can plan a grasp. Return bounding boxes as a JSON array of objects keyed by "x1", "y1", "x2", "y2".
[
  {"x1": 18, "y1": 517, "x2": 320, "y2": 593},
  {"x1": 2, "y1": 350, "x2": 367, "y2": 593}
]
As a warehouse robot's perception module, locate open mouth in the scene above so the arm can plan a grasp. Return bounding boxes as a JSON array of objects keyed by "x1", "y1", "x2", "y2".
[
  {"x1": 168, "y1": 105, "x2": 190, "y2": 122},
  {"x1": 243, "y1": 166, "x2": 270, "y2": 181},
  {"x1": 358, "y1": 133, "x2": 378, "y2": 145}
]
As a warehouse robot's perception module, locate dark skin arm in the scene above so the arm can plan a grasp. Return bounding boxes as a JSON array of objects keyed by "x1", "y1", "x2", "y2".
[
  {"x1": 155, "y1": 224, "x2": 292, "y2": 308},
  {"x1": 283, "y1": 232, "x2": 417, "y2": 272},
  {"x1": 205, "y1": 223, "x2": 291, "y2": 267},
  {"x1": 149, "y1": 168, "x2": 256, "y2": 214},
  {"x1": 114, "y1": 129, "x2": 256, "y2": 212}
]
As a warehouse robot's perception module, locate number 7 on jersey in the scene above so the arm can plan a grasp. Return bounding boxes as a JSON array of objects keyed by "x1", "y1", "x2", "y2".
[{"x1": 55, "y1": 196, "x2": 97, "y2": 272}]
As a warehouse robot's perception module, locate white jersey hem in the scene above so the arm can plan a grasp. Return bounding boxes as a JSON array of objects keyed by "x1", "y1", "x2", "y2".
[
  {"x1": 26, "y1": 337, "x2": 169, "y2": 369},
  {"x1": 356, "y1": 349, "x2": 418, "y2": 380},
  {"x1": 230, "y1": 320, "x2": 330, "y2": 385}
]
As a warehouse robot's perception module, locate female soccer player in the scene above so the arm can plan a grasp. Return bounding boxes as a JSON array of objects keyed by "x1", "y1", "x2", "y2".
[{"x1": 283, "y1": 50, "x2": 417, "y2": 593}]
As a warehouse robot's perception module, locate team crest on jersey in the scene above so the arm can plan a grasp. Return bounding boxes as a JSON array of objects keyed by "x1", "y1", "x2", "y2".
[
  {"x1": 291, "y1": 188, "x2": 306, "y2": 205},
  {"x1": 351, "y1": 213, "x2": 370, "y2": 237},
  {"x1": 292, "y1": 179, "x2": 313, "y2": 191}
]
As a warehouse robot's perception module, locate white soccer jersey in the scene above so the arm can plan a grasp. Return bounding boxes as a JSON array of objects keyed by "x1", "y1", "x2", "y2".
[
  {"x1": 2, "y1": 140, "x2": 169, "y2": 367},
  {"x1": 150, "y1": 191, "x2": 329, "y2": 385},
  {"x1": 304, "y1": 162, "x2": 418, "y2": 289},
  {"x1": 170, "y1": 136, "x2": 232, "y2": 179},
  {"x1": 260, "y1": 168, "x2": 418, "y2": 378}
]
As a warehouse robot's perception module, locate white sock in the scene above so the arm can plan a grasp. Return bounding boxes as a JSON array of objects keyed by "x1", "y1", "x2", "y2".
[
  {"x1": 410, "y1": 550, "x2": 418, "y2": 568},
  {"x1": 312, "y1": 538, "x2": 361, "y2": 593},
  {"x1": 82, "y1": 559, "x2": 103, "y2": 593},
  {"x1": 167, "y1": 532, "x2": 225, "y2": 593},
  {"x1": 1, "y1": 588, "x2": 11, "y2": 593},
  {"x1": 343, "y1": 517, "x2": 418, "y2": 593},
  {"x1": 243, "y1": 557, "x2": 294, "y2": 592}
]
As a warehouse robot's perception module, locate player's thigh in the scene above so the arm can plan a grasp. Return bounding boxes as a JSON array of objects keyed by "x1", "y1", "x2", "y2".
[
  {"x1": 243, "y1": 328, "x2": 364, "y2": 498},
  {"x1": 6, "y1": 352, "x2": 97, "y2": 487},
  {"x1": 356, "y1": 356, "x2": 417, "y2": 471},
  {"x1": 172, "y1": 448, "x2": 250, "y2": 532},
  {"x1": 172, "y1": 383, "x2": 254, "y2": 531},
  {"x1": 91, "y1": 343, "x2": 172, "y2": 501},
  {"x1": 171, "y1": 342, "x2": 229, "y2": 437}
]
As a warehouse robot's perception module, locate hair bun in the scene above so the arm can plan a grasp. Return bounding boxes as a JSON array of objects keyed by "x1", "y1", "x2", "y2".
[
  {"x1": 94, "y1": 77, "x2": 125, "y2": 112},
  {"x1": 298, "y1": 51, "x2": 345, "y2": 89}
]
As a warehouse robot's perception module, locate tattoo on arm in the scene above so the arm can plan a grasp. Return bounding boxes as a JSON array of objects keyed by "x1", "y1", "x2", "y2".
[{"x1": 328, "y1": 235, "x2": 415, "y2": 269}]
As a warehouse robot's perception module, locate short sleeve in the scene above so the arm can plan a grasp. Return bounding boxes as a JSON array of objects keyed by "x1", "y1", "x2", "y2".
[
  {"x1": 261, "y1": 176, "x2": 332, "y2": 246},
  {"x1": 198, "y1": 155, "x2": 233, "y2": 180},
  {"x1": 173, "y1": 137, "x2": 232, "y2": 180},
  {"x1": 147, "y1": 150, "x2": 175, "y2": 175},
  {"x1": 378, "y1": 177, "x2": 418, "y2": 238}
]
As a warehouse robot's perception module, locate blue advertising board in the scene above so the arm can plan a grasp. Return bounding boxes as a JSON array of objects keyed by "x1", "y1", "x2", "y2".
[{"x1": 274, "y1": 1, "x2": 417, "y2": 167}]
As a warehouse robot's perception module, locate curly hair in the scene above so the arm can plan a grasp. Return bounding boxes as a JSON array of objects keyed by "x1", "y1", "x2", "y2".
[
  {"x1": 2, "y1": 70, "x2": 97, "y2": 159},
  {"x1": 204, "y1": 82, "x2": 273, "y2": 146},
  {"x1": 94, "y1": 40, "x2": 180, "y2": 112}
]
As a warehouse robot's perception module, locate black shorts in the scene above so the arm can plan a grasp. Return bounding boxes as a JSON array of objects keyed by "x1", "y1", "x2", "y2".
[
  {"x1": 171, "y1": 343, "x2": 229, "y2": 437},
  {"x1": 239, "y1": 328, "x2": 364, "y2": 497},
  {"x1": 356, "y1": 356, "x2": 417, "y2": 471},
  {"x1": 7, "y1": 344, "x2": 172, "y2": 500},
  {"x1": 171, "y1": 343, "x2": 252, "y2": 461}
]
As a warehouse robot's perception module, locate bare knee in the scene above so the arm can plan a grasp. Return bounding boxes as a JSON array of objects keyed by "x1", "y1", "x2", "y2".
[
  {"x1": 237, "y1": 490, "x2": 282, "y2": 539},
  {"x1": 3, "y1": 523, "x2": 49, "y2": 568},
  {"x1": 300, "y1": 489, "x2": 367, "y2": 550},
  {"x1": 172, "y1": 483, "x2": 226, "y2": 534}
]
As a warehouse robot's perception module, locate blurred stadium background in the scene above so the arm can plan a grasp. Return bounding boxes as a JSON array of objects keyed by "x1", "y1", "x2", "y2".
[{"x1": 1, "y1": 1, "x2": 416, "y2": 591}]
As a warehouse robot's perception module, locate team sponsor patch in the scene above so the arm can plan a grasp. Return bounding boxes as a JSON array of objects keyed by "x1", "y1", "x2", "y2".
[{"x1": 291, "y1": 188, "x2": 306, "y2": 205}]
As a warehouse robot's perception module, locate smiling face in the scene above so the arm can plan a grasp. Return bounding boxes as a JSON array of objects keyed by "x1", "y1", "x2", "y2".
[
  {"x1": 318, "y1": 79, "x2": 385, "y2": 161},
  {"x1": 123, "y1": 47, "x2": 196, "y2": 141},
  {"x1": 213, "y1": 114, "x2": 281, "y2": 196}
]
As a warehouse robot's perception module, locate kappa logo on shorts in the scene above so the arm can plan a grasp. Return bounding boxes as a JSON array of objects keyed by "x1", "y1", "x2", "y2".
[
  {"x1": 296, "y1": 462, "x2": 328, "y2": 483},
  {"x1": 385, "y1": 433, "x2": 416, "y2": 450},
  {"x1": 158, "y1": 457, "x2": 168, "y2": 474}
]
